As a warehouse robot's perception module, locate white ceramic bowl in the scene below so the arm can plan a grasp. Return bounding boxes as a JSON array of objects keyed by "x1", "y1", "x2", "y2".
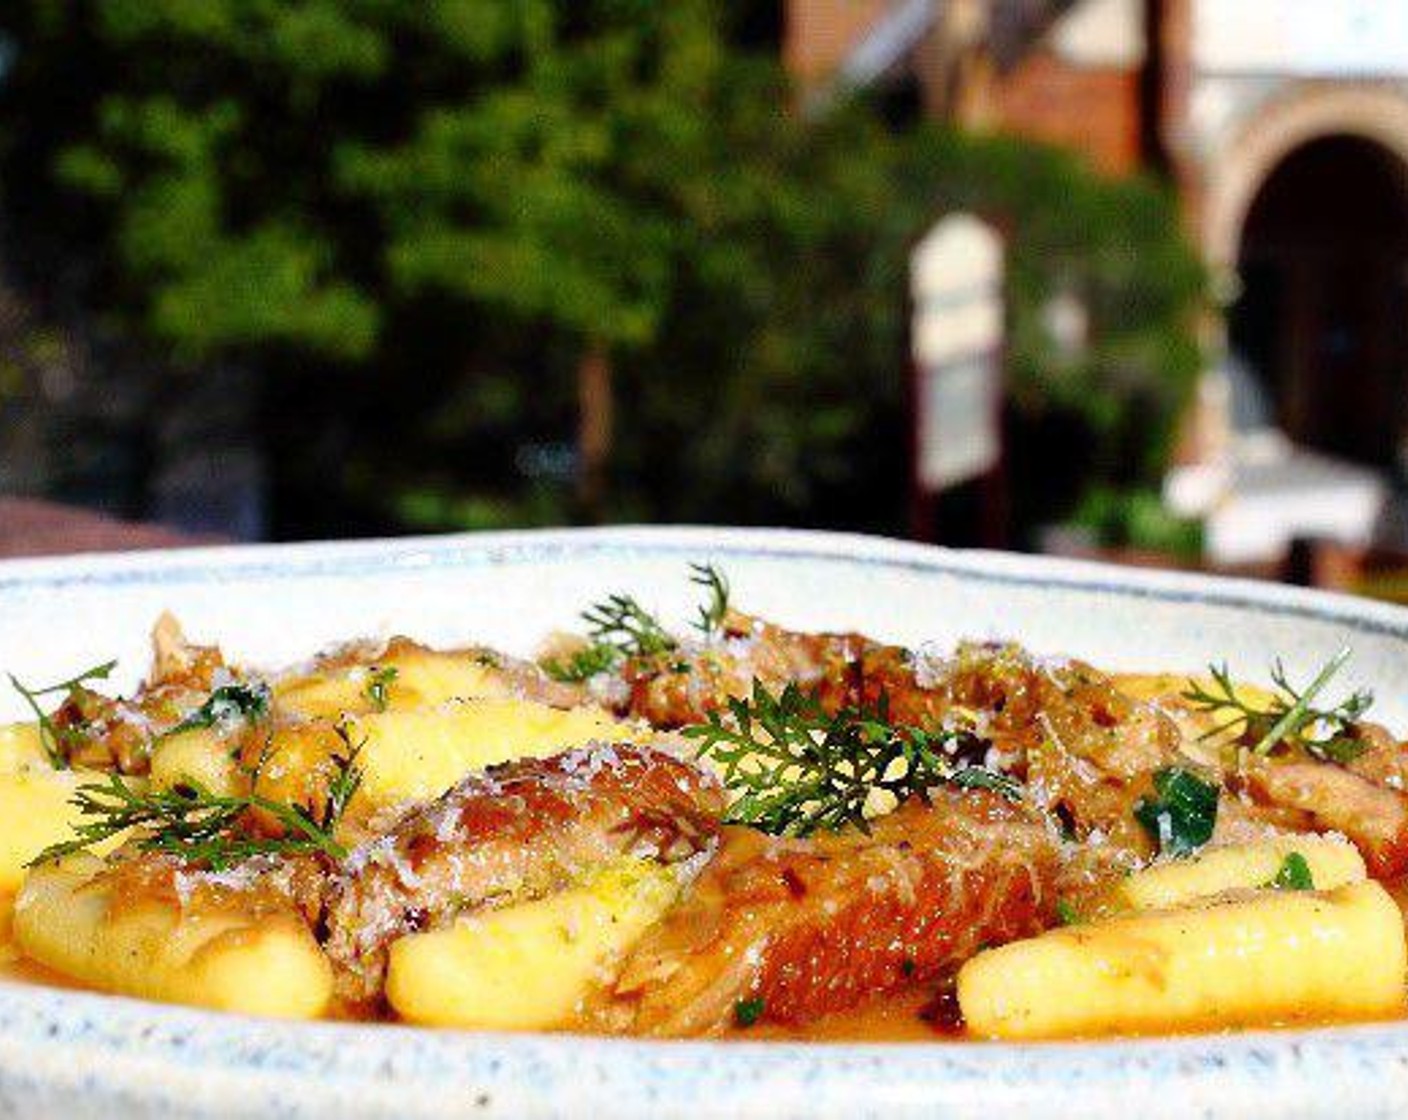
[{"x1": 4, "y1": 526, "x2": 1408, "y2": 1119}]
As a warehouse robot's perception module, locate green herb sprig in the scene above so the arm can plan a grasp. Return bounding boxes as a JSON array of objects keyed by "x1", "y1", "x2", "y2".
[
  {"x1": 690, "y1": 562, "x2": 730, "y2": 636},
  {"x1": 684, "y1": 681, "x2": 1019, "y2": 837},
  {"x1": 1055, "y1": 898, "x2": 1082, "y2": 926},
  {"x1": 1183, "y1": 649, "x2": 1372, "y2": 762},
  {"x1": 29, "y1": 740, "x2": 363, "y2": 871},
  {"x1": 541, "y1": 643, "x2": 622, "y2": 683},
  {"x1": 545, "y1": 563, "x2": 732, "y2": 682},
  {"x1": 7, "y1": 660, "x2": 118, "y2": 769},
  {"x1": 582, "y1": 592, "x2": 677, "y2": 658}
]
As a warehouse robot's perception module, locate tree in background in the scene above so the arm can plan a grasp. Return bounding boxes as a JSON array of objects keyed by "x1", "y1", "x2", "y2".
[{"x1": 0, "y1": 1, "x2": 1204, "y2": 543}]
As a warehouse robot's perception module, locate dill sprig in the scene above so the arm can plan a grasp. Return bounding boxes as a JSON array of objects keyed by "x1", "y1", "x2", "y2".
[
  {"x1": 1182, "y1": 648, "x2": 1372, "y2": 762},
  {"x1": 690, "y1": 562, "x2": 730, "y2": 636},
  {"x1": 684, "y1": 681, "x2": 1019, "y2": 837},
  {"x1": 7, "y1": 659, "x2": 118, "y2": 769},
  {"x1": 29, "y1": 738, "x2": 363, "y2": 872}
]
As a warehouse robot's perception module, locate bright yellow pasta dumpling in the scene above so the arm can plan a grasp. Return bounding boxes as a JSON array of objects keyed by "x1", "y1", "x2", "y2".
[
  {"x1": 14, "y1": 855, "x2": 332, "y2": 1019},
  {"x1": 0, "y1": 723, "x2": 47, "y2": 772},
  {"x1": 148, "y1": 727, "x2": 241, "y2": 798},
  {"x1": 1108, "y1": 835, "x2": 1366, "y2": 913},
  {"x1": 275, "y1": 644, "x2": 513, "y2": 719},
  {"x1": 959, "y1": 881, "x2": 1406, "y2": 1039},
  {"x1": 386, "y1": 860, "x2": 681, "y2": 1030},
  {"x1": 347, "y1": 699, "x2": 640, "y2": 805},
  {"x1": 248, "y1": 698, "x2": 641, "y2": 819},
  {"x1": 0, "y1": 765, "x2": 123, "y2": 893}
]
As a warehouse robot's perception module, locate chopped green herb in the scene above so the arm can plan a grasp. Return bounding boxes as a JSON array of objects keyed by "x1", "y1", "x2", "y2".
[
  {"x1": 1183, "y1": 650, "x2": 1373, "y2": 762},
  {"x1": 7, "y1": 659, "x2": 118, "y2": 769},
  {"x1": 1055, "y1": 898, "x2": 1082, "y2": 926},
  {"x1": 1267, "y1": 851, "x2": 1315, "y2": 891},
  {"x1": 685, "y1": 682, "x2": 1019, "y2": 838},
  {"x1": 734, "y1": 998, "x2": 766, "y2": 1027},
  {"x1": 948, "y1": 765, "x2": 1023, "y2": 801},
  {"x1": 1133, "y1": 765, "x2": 1218, "y2": 857},
  {"x1": 28, "y1": 739, "x2": 362, "y2": 871},
  {"x1": 541, "y1": 643, "x2": 621, "y2": 683},
  {"x1": 901, "y1": 956, "x2": 917, "y2": 977},
  {"x1": 364, "y1": 666, "x2": 399, "y2": 712},
  {"x1": 162, "y1": 682, "x2": 271, "y2": 740},
  {"x1": 689, "y1": 562, "x2": 730, "y2": 636}
]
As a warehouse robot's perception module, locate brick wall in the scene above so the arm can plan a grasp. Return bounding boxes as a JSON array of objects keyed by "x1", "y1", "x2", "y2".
[
  {"x1": 988, "y1": 50, "x2": 1144, "y2": 176},
  {"x1": 784, "y1": 1, "x2": 1151, "y2": 179},
  {"x1": 785, "y1": 0, "x2": 898, "y2": 84}
]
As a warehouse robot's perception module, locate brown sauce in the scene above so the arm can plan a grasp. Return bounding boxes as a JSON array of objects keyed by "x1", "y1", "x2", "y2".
[{"x1": 740, "y1": 987, "x2": 951, "y2": 1041}]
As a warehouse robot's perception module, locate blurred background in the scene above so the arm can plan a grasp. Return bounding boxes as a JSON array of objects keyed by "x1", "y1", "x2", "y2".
[{"x1": 2, "y1": 0, "x2": 1407, "y2": 599}]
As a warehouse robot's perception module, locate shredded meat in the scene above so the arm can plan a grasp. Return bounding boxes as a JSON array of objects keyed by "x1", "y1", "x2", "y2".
[
  {"x1": 88, "y1": 846, "x2": 328, "y2": 930},
  {"x1": 618, "y1": 610, "x2": 872, "y2": 727},
  {"x1": 323, "y1": 742, "x2": 725, "y2": 1006},
  {"x1": 598, "y1": 790, "x2": 1061, "y2": 1035},
  {"x1": 55, "y1": 614, "x2": 235, "y2": 775},
  {"x1": 1240, "y1": 760, "x2": 1408, "y2": 878}
]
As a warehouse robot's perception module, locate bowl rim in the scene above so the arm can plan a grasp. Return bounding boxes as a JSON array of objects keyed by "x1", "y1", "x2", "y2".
[
  {"x1": 5, "y1": 524, "x2": 1408, "y2": 1118},
  {"x1": 3, "y1": 522, "x2": 1407, "y2": 642}
]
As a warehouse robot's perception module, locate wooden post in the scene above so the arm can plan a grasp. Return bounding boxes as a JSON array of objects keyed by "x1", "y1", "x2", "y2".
[{"x1": 576, "y1": 340, "x2": 613, "y2": 522}]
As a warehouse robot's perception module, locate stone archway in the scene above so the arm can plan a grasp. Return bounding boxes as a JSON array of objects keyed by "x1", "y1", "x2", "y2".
[
  {"x1": 1202, "y1": 84, "x2": 1408, "y2": 272},
  {"x1": 1226, "y1": 134, "x2": 1408, "y2": 465}
]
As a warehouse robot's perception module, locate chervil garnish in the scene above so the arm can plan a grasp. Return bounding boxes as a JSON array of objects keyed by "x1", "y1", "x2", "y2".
[{"x1": 685, "y1": 681, "x2": 1019, "y2": 837}]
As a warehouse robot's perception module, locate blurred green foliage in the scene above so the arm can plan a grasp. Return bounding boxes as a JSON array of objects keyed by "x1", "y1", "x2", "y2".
[
  {"x1": 1070, "y1": 485, "x2": 1205, "y2": 562},
  {"x1": 0, "y1": 1, "x2": 1204, "y2": 540}
]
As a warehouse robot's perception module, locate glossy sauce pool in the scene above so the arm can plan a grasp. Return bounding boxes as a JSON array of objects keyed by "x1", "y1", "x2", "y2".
[{"x1": 745, "y1": 986, "x2": 953, "y2": 1041}]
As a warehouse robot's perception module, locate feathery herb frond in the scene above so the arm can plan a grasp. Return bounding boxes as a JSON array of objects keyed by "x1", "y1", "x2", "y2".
[
  {"x1": 690, "y1": 562, "x2": 730, "y2": 636},
  {"x1": 541, "y1": 642, "x2": 622, "y2": 682},
  {"x1": 582, "y1": 593, "x2": 677, "y2": 658},
  {"x1": 1182, "y1": 648, "x2": 1372, "y2": 761},
  {"x1": 7, "y1": 659, "x2": 118, "y2": 769},
  {"x1": 29, "y1": 738, "x2": 362, "y2": 871},
  {"x1": 684, "y1": 681, "x2": 1018, "y2": 837}
]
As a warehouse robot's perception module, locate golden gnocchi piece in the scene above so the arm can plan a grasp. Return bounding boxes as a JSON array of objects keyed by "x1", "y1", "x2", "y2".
[
  {"x1": 251, "y1": 698, "x2": 640, "y2": 818},
  {"x1": 14, "y1": 855, "x2": 332, "y2": 1019},
  {"x1": 0, "y1": 722, "x2": 47, "y2": 772},
  {"x1": 386, "y1": 860, "x2": 681, "y2": 1030},
  {"x1": 958, "y1": 881, "x2": 1407, "y2": 1039},
  {"x1": 275, "y1": 645, "x2": 511, "y2": 718},
  {"x1": 1107, "y1": 835, "x2": 1366, "y2": 914},
  {"x1": 148, "y1": 727, "x2": 241, "y2": 798},
  {"x1": 0, "y1": 766, "x2": 122, "y2": 893}
]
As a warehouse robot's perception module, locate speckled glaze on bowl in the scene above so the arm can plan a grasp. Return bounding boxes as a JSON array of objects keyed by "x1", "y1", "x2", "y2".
[{"x1": 5, "y1": 525, "x2": 1408, "y2": 1120}]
